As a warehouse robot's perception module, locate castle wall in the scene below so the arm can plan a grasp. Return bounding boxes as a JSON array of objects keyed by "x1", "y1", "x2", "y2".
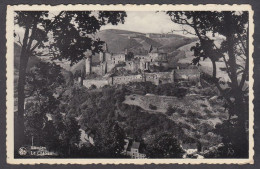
[
  {"x1": 104, "y1": 52, "x2": 112, "y2": 61},
  {"x1": 148, "y1": 53, "x2": 167, "y2": 62},
  {"x1": 82, "y1": 69, "x2": 199, "y2": 89},
  {"x1": 92, "y1": 66, "x2": 102, "y2": 75},
  {"x1": 140, "y1": 61, "x2": 146, "y2": 70},
  {"x1": 125, "y1": 60, "x2": 140, "y2": 72},
  {"x1": 111, "y1": 74, "x2": 143, "y2": 85},
  {"x1": 145, "y1": 71, "x2": 174, "y2": 85},
  {"x1": 83, "y1": 79, "x2": 109, "y2": 88},
  {"x1": 106, "y1": 60, "x2": 117, "y2": 72},
  {"x1": 112, "y1": 54, "x2": 126, "y2": 63},
  {"x1": 134, "y1": 55, "x2": 147, "y2": 60},
  {"x1": 174, "y1": 69, "x2": 200, "y2": 82},
  {"x1": 145, "y1": 73, "x2": 159, "y2": 85}
]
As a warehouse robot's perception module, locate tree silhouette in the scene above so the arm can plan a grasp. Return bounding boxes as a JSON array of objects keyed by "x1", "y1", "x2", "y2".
[
  {"x1": 94, "y1": 121, "x2": 126, "y2": 158},
  {"x1": 167, "y1": 11, "x2": 249, "y2": 157},
  {"x1": 14, "y1": 11, "x2": 126, "y2": 151},
  {"x1": 24, "y1": 62, "x2": 65, "y2": 147},
  {"x1": 146, "y1": 132, "x2": 184, "y2": 158}
]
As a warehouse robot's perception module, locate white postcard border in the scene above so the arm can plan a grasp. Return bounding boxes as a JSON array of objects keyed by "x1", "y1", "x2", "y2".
[{"x1": 6, "y1": 4, "x2": 255, "y2": 164}]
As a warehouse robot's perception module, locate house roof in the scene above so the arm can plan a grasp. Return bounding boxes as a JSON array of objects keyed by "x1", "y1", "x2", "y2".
[
  {"x1": 131, "y1": 141, "x2": 140, "y2": 149},
  {"x1": 182, "y1": 143, "x2": 197, "y2": 150}
]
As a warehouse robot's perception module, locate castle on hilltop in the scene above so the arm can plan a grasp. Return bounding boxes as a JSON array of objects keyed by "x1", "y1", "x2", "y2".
[
  {"x1": 85, "y1": 43, "x2": 169, "y2": 76},
  {"x1": 78, "y1": 43, "x2": 200, "y2": 89}
]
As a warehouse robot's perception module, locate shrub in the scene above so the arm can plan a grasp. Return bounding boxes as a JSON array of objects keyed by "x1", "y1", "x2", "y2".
[
  {"x1": 190, "y1": 118, "x2": 200, "y2": 124},
  {"x1": 149, "y1": 104, "x2": 157, "y2": 110},
  {"x1": 175, "y1": 87, "x2": 188, "y2": 98},
  {"x1": 166, "y1": 105, "x2": 177, "y2": 116},
  {"x1": 177, "y1": 107, "x2": 185, "y2": 114},
  {"x1": 200, "y1": 103, "x2": 208, "y2": 108},
  {"x1": 130, "y1": 97, "x2": 135, "y2": 100},
  {"x1": 89, "y1": 84, "x2": 97, "y2": 90},
  {"x1": 187, "y1": 110, "x2": 196, "y2": 118}
]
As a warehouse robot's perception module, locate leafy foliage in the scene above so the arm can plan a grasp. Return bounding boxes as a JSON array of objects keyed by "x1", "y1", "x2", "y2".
[
  {"x1": 146, "y1": 132, "x2": 184, "y2": 158},
  {"x1": 94, "y1": 122, "x2": 126, "y2": 158},
  {"x1": 167, "y1": 11, "x2": 249, "y2": 157},
  {"x1": 14, "y1": 11, "x2": 127, "y2": 149}
]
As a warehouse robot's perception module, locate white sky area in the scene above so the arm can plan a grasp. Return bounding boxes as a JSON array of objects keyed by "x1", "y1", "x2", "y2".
[{"x1": 101, "y1": 11, "x2": 188, "y2": 34}]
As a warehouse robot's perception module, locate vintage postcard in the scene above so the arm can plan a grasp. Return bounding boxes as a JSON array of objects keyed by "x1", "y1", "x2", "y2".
[{"x1": 6, "y1": 4, "x2": 254, "y2": 164}]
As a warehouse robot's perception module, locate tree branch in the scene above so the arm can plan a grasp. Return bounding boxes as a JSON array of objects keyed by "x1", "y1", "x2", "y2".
[
  {"x1": 17, "y1": 34, "x2": 23, "y2": 46},
  {"x1": 29, "y1": 11, "x2": 65, "y2": 53}
]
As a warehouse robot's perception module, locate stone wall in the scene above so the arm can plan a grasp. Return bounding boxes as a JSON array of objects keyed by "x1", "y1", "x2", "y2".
[
  {"x1": 92, "y1": 65, "x2": 102, "y2": 75},
  {"x1": 174, "y1": 69, "x2": 200, "y2": 82},
  {"x1": 106, "y1": 60, "x2": 117, "y2": 72},
  {"x1": 112, "y1": 54, "x2": 126, "y2": 63},
  {"x1": 111, "y1": 74, "x2": 143, "y2": 85},
  {"x1": 145, "y1": 73, "x2": 160, "y2": 85},
  {"x1": 145, "y1": 71, "x2": 174, "y2": 85},
  {"x1": 83, "y1": 79, "x2": 109, "y2": 88},
  {"x1": 148, "y1": 53, "x2": 167, "y2": 62},
  {"x1": 125, "y1": 60, "x2": 140, "y2": 72},
  {"x1": 83, "y1": 69, "x2": 199, "y2": 89},
  {"x1": 104, "y1": 52, "x2": 112, "y2": 61},
  {"x1": 110, "y1": 72, "x2": 174, "y2": 86}
]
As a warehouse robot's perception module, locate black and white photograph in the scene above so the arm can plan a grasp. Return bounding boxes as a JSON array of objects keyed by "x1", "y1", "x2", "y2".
[{"x1": 5, "y1": 4, "x2": 254, "y2": 164}]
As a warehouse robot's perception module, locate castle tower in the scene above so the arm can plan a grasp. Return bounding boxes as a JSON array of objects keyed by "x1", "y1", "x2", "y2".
[
  {"x1": 100, "y1": 52, "x2": 104, "y2": 62},
  {"x1": 85, "y1": 56, "x2": 92, "y2": 74},
  {"x1": 100, "y1": 43, "x2": 108, "y2": 62},
  {"x1": 104, "y1": 43, "x2": 108, "y2": 52}
]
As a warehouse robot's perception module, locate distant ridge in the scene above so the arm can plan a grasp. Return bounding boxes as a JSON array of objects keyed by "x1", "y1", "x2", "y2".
[{"x1": 97, "y1": 29, "x2": 197, "y2": 54}]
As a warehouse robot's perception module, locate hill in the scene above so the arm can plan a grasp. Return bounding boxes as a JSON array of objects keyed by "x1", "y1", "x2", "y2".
[{"x1": 97, "y1": 29, "x2": 197, "y2": 54}]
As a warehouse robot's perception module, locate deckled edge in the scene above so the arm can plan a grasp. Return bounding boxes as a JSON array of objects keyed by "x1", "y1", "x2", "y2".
[{"x1": 5, "y1": 4, "x2": 255, "y2": 165}]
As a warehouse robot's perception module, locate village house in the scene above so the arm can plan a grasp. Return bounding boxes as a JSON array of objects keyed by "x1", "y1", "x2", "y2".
[
  {"x1": 182, "y1": 143, "x2": 198, "y2": 155},
  {"x1": 123, "y1": 139, "x2": 146, "y2": 159}
]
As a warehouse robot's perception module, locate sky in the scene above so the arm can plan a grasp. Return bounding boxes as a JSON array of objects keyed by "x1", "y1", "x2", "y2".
[
  {"x1": 101, "y1": 11, "x2": 187, "y2": 34},
  {"x1": 14, "y1": 11, "x2": 195, "y2": 43}
]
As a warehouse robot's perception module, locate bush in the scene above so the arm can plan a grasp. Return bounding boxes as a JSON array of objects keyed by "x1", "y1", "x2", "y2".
[
  {"x1": 89, "y1": 84, "x2": 97, "y2": 90},
  {"x1": 176, "y1": 107, "x2": 185, "y2": 114},
  {"x1": 175, "y1": 87, "x2": 188, "y2": 98},
  {"x1": 200, "y1": 103, "x2": 208, "y2": 108},
  {"x1": 187, "y1": 110, "x2": 196, "y2": 118},
  {"x1": 166, "y1": 105, "x2": 177, "y2": 116},
  {"x1": 149, "y1": 104, "x2": 157, "y2": 110}
]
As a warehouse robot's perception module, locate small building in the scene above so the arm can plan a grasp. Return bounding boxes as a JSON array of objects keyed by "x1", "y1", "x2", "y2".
[
  {"x1": 124, "y1": 139, "x2": 146, "y2": 159},
  {"x1": 182, "y1": 143, "x2": 198, "y2": 155}
]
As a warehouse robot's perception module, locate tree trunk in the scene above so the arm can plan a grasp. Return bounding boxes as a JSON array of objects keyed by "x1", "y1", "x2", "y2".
[
  {"x1": 211, "y1": 59, "x2": 217, "y2": 79},
  {"x1": 224, "y1": 12, "x2": 248, "y2": 157},
  {"x1": 14, "y1": 27, "x2": 30, "y2": 154}
]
